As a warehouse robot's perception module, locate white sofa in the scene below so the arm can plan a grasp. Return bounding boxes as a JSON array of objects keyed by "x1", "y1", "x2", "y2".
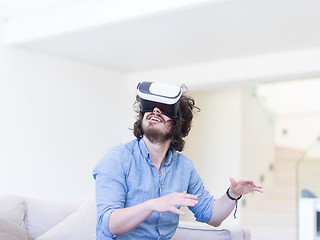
[{"x1": 0, "y1": 194, "x2": 250, "y2": 240}]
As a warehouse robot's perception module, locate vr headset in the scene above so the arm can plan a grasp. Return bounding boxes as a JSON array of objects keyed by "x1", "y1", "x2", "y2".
[{"x1": 137, "y1": 81, "x2": 182, "y2": 118}]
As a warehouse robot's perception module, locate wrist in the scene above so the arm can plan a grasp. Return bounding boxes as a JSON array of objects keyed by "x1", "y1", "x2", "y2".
[
  {"x1": 226, "y1": 187, "x2": 242, "y2": 199},
  {"x1": 145, "y1": 199, "x2": 156, "y2": 213},
  {"x1": 226, "y1": 187, "x2": 242, "y2": 219}
]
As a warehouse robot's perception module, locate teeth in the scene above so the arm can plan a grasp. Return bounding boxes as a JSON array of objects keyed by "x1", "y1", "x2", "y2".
[{"x1": 150, "y1": 117, "x2": 161, "y2": 122}]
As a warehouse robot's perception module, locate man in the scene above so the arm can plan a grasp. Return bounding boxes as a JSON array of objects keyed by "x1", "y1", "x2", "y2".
[{"x1": 93, "y1": 81, "x2": 263, "y2": 240}]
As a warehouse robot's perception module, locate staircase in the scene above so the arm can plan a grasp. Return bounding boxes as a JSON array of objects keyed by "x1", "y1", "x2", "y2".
[{"x1": 241, "y1": 146, "x2": 305, "y2": 240}]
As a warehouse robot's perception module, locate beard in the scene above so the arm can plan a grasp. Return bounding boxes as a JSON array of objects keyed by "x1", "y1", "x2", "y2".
[{"x1": 142, "y1": 116, "x2": 172, "y2": 144}]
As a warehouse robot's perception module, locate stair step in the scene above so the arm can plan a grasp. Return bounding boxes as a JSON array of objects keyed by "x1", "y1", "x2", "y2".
[
  {"x1": 241, "y1": 146, "x2": 305, "y2": 239},
  {"x1": 262, "y1": 186, "x2": 296, "y2": 199},
  {"x1": 244, "y1": 199, "x2": 296, "y2": 214},
  {"x1": 242, "y1": 212, "x2": 296, "y2": 228},
  {"x1": 275, "y1": 146, "x2": 305, "y2": 162},
  {"x1": 272, "y1": 172, "x2": 297, "y2": 187}
]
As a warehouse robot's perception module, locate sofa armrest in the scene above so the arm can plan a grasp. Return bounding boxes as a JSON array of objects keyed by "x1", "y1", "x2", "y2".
[
  {"x1": 172, "y1": 221, "x2": 251, "y2": 240},
  {"x1": 0, "y1": 195, "x2": 26, "y2": 228},
  {"x1": 24, "y1": 196, "x2": 86, "y2": 240}
]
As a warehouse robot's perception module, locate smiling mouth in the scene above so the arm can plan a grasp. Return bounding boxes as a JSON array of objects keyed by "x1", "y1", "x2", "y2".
[{"x1": 147, "y1": 114, "x2": 164, "y2": 123}]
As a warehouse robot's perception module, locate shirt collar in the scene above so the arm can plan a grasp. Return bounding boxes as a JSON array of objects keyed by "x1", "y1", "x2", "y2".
[
  {"x1": 138, "y1": 138, "x2": 174, "y2": 166},
  {"x1": 138, "y1": 138, "x2": 150, "y2": 162},
  {"x1": 165, "y1": 149, "x2": 173, "y2": 166}
]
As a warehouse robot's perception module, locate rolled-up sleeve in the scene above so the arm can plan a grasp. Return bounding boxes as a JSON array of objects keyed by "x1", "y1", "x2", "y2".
[
  {"x1": 187, "y1": 164, "x2": 215, "y2": 223},
  {"x1": 93, "y1": 144, "x2": 128, "y2": 239}
]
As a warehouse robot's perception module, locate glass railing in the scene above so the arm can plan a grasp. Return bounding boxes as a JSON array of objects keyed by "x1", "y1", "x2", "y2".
[{"x1": 297, "y1": 136, "x2": 320, "y2": 240}]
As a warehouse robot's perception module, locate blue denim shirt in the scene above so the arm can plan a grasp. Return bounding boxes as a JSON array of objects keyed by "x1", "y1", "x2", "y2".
[{"x1": 93, "y1": 139, "x2": 214, "y2": 240}]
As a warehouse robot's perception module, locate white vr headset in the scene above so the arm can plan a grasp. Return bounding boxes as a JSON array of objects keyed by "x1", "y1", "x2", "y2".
[{"x1": 137, "y1": 81, "x2": 182, "y2": 118}]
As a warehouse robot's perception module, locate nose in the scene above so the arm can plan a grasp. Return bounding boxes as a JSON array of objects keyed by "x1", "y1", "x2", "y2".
[{"x1": 153, "y1": 107, "x2": 162, "y2": 115}]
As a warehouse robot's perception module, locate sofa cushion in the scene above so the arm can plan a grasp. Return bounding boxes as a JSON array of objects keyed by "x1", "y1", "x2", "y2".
[
  {"x1": 228, "y1": 227, "x2": 251, "y2": 240},
  {"x1": 172, "y1": 221, "x2": 231, "y2": 240},
  {"x1": 36, "y1": 195, "x2": 96, "y2": 240},
  {"x1": 25, "y1": 197, "x2": 85, "y2": 240},
  {"x1": 0, "y1": 195, "x2": 26, "y2": 228},
  {"x1": 0, "y1": 217, "x2": 28, "y2": 240}
]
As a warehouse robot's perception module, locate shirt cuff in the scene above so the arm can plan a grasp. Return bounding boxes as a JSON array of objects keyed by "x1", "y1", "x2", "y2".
[
  {"x1": 196, "y1": 198, "x2": 215, "y2": 223},
  {"x1": 101, "y1": 209, "x2": 118, "y2": 239}
]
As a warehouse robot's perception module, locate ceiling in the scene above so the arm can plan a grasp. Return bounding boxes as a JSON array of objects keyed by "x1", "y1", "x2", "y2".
[{"x1": 2, "y1": 0, "x2": 320, "y2": 73}]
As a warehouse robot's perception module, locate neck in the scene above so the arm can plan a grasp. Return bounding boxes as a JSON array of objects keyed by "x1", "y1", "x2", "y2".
[{"x1": 143, "y1": 136, "x2": 170, "y2": 170}]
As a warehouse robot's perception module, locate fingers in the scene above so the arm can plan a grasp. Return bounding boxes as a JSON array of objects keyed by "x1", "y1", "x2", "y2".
[
  {"x1": 229, "y1": 177, "x2": 264, "y2": 195},
  {"x1": 181, "y1": 191, "x2": 198, "y2": 199},
  {"x1": 184, "y1": 192, "x2": 198, "y2": 200},
  {"x1": 230, "y1": 177, "x2": 259, "y2": 187},
  {"x1": 253, "y1": 185, "x2": 264, "y2": 193},
  {"x1": 177, "y1": 191, "x2": 198, "y2": 207},
  {"x1": 157, "y1": 192, "x2": 198, "y2": 215},
  {"x1": 229, "y1": 177, "x2": 237, "y2": 187},
  {"x1": 171, "y1": 207, "x2": 186, "y2": 215},
  {"x1": 171, "y1": 192, "x2": 198, "y2": 215},
  {"x1": 241, "y1": 179, "x2": 263, "y2": 193},
  {"x1": 236, "y1": 178, "x2": 255, "y2": 185},
  {"x1": 179, "y1": 198, "x2": 198, "y2": 207}
]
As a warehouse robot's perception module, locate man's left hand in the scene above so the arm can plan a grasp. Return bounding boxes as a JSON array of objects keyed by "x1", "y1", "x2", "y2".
[{"x1": 229, "y1": 177, "x2": 263, "y2": 198}]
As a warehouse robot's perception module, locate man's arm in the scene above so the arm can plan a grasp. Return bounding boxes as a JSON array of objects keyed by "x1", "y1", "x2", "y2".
[
  {"x1": 208, "y1": 178, "x2": 263, "y2": 227},
  {"x1": 109, "y1": 191, "x2": 198, "y2": 235}
]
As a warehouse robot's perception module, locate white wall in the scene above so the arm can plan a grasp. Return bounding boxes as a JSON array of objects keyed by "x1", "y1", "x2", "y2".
[
  {"x1": 0, "y1": 46, "x2": 134, "y2": 200},
  {"x1": 184, "y1": 88, "x2": 243, "y2": 196},
  {"x1": 241, "y1": 87, "x2": 274, "y2": 186},
  {"x1": 275, "y1": 113, "x2": 320, "y2": 150},
  {"x1": 0, "y1": 19, "x2": 5, "y2": 44},
  {"x1": 178, "y1": 87, "x2": 243, "y2": 224}
]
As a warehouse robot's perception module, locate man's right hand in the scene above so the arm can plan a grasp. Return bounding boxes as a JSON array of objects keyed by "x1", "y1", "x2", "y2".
[
  {"x1": 109, "y1": 191, "x2": 198, "y2": 235},
  {"x1": 149, "y1": 191, "x2": 198, "y2": 215}
]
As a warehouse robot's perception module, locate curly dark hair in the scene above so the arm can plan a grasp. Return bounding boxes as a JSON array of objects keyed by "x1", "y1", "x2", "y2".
[{"x1": 133, "y1": 88, "x2": 200, "y2": 152}]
